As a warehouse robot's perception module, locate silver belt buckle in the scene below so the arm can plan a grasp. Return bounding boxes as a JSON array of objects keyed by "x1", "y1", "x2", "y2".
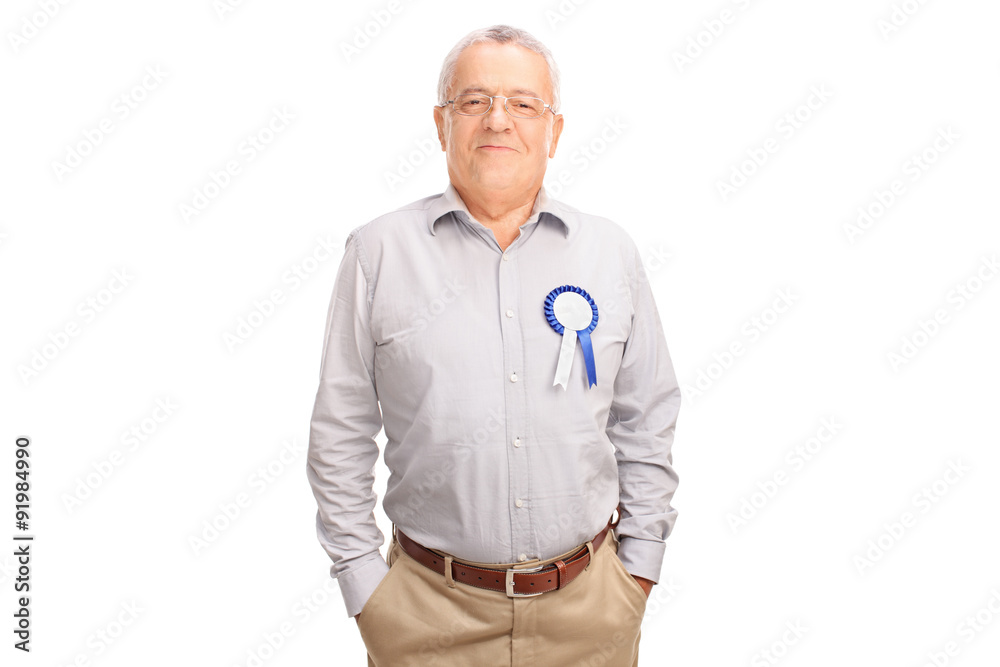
[{"x1": 505, "y1": 562, "x2": 545, "y2": 598}]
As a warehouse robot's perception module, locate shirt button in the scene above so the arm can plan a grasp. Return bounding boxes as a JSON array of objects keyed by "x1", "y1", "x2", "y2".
[
  {"x1": 505, "y1": 309, "x2": 514, "y2": 318},
  {"x1": 509, "y1": 373, "x2": 518, "y2": 383},
  {"x1": 513, "y1": 437, "x2": 521, "y2": 448},
  {"x1": 518, "y1": 554, "x2": 527, "y2": 562},
  {"x1": 502, "y1": 254, "x2": 510, "y2": 262},
  {"x1": 515, "y1": 498, "x2": 523, "y2": 508}
]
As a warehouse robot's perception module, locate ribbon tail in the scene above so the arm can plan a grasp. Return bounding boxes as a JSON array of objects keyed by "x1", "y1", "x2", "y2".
[
  {"x1": 578, "y1": 329, "x2": 597, "y2": 388},
  {"x1": 553, "y1": 328, "x2": 577, "y2": 390}
]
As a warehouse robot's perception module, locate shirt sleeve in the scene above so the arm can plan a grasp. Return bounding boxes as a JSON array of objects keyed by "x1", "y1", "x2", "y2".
[
  {"x1": 306, "y1": 228, "x2": 389, "y2": 618},
  {"x1": 605, "y1": 238, "x2": 682, "y2": 585}
]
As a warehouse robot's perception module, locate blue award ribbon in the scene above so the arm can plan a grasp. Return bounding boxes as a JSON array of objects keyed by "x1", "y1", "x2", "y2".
[{"x1": 543, "y1": 285, "x2": 599, "y2": 389}]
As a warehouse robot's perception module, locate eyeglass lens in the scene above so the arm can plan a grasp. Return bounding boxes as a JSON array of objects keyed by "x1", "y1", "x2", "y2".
[{"x1": 453, "y1": 94, "x2": 545, "y2": 118}]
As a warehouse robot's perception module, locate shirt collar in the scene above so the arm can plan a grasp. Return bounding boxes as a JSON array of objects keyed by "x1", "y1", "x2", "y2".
[{"x1": 427, "y1": 182, "x2": 572, "y2": 238}]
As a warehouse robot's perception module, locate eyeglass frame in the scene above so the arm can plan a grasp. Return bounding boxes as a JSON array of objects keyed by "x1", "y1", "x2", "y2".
[{"x1": 437, "y1": 94, "x2": 556, "y2": 119}]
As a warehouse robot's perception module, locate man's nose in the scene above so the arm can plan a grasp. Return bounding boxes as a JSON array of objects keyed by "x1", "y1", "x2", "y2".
[{"x1": 483, "y1": 97, "x2": 513, "y2": 130}]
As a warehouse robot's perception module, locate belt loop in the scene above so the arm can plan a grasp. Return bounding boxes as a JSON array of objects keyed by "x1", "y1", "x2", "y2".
[
  {"x1": 584, "y1": 540, "x2": 595, "y2": 571},
  {"x1": 554, "y1": 559, "x2": 568, "y2": 589},
  {"x1": 444, "y1": 555, "x2": 457, "y2": 588}
]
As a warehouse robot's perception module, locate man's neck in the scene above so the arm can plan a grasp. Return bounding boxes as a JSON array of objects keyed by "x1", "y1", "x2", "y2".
[{"x1": 453, "y1": 183, "x2": 539, "y2": 231}]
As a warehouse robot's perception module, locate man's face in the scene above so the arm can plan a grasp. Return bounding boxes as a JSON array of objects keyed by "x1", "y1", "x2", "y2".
[{"x1": 434, "y1": 42, "x2": 564, "y2": 199}]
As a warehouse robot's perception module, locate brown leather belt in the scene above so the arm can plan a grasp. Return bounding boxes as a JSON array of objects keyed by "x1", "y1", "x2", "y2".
[{"x1": 395, "y1": 509, "x2": 619, "y2": 598}]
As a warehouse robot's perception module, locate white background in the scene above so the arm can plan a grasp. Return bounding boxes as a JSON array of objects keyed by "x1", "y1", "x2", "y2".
[{"x1": 3, "y1": 0, "x2": 999, "y2": 665}]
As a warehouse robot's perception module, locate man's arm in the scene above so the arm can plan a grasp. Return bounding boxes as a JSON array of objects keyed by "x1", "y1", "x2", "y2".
[
  {"x1": 306, "y1": 229, "x2": 389, "y2": 618},
  {"x1": 605, "y1": 238, "x2": 682, "y2": 588}
]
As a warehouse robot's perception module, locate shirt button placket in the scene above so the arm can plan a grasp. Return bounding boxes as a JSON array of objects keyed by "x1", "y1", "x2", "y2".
[{"x1": 497, "y1": 246, "x2": 529, "y2": 562}]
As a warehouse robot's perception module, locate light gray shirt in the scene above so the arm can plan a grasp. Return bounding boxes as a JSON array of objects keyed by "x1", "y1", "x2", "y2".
[{"x1": 307, "y1": 183, "x2": 681, "y2": 617}]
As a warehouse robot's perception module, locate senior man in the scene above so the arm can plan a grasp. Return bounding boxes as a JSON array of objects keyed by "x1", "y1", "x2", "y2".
[{"x1": 307, "y1": 24, "x2": 681, "y2": 666}]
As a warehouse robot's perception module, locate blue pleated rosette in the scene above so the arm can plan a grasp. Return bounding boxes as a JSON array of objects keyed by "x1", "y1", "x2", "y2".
[{"x1": 544, "y1": 285, "x2": 599, "y2": 388}]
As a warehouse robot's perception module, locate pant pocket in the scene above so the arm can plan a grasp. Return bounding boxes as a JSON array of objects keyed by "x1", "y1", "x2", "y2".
[
  {"x1": 607, "y1": 540, "x2": 649, "y2": 610},
  {"x1": 358, "y1": 540, "x2": 401, "y2": 631}
]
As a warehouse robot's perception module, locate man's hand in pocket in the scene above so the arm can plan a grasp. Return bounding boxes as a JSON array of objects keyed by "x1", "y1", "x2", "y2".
[{"x1": 632, "y1": 575, "x2": 654, "y2": 598}]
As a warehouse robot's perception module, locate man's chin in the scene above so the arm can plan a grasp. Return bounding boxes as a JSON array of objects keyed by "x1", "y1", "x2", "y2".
[{"x1": 470, "y1": 173, "x2": 522, "y2": 192}]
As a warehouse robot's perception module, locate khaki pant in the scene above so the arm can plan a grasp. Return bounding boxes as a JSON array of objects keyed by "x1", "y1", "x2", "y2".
[{"x1": 357, "y1": 529, "x2": 646, "y2": 666}]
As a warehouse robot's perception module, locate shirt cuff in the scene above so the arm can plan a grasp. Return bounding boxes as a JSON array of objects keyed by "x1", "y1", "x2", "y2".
[
  {"x1": 337, "y1": 554, "x2": 390, "y2": 618},
  {"x1": 615, "y1": 535, "x2": 666, "y2": 585}
]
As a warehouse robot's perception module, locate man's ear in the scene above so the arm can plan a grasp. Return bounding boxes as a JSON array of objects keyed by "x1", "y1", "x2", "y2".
[
  {"x1": 433, "y1": 106, "x2": 447, "y2": 151},
  {"x1": 548, "y1": 113, "x2": 564, "y2": 159}
]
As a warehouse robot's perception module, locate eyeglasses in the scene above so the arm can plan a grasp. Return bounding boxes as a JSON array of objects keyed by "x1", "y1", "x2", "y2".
[{"x1": 438, "y1": 94, "x2": 554, "y2": 119}]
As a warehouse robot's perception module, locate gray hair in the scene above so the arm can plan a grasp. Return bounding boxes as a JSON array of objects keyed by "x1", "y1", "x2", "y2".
[{"x1": 436, "y1": 25, "x2": 561, "y2": 113}]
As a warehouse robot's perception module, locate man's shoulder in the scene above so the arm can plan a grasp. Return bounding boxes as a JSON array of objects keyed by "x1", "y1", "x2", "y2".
[
  {"x1": 345, "y1": 192, "x2": 442, "y2": 247},
  {"x1": 546, "y1": 196, "x2": 638, "y2": 249}
]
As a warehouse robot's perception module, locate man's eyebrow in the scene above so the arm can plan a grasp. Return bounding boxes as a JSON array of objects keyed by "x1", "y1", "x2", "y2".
[{"x1": 457, "y1": 86, "x2": 541, "y2": 97}]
